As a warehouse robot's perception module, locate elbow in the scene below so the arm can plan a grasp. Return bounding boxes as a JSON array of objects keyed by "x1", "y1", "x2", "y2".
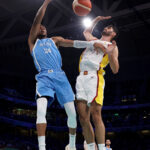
[
  {"x1": 112, "y1": 66, "x2": 119, "y2": 74},
  {"x1": 112, "y1": 70, "x2": 118, "y2": 74},
  {"x1": 83, "y1": 31, "x2": 87, "y2": 37}
]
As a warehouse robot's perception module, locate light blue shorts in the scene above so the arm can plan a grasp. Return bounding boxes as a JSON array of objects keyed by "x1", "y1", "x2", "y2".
[{"x1": 35, "y1": 70, "x2": 75, "y2": 107}]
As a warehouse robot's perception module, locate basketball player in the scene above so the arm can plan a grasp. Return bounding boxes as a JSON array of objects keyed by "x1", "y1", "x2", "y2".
[
  {"x1": 75, "y1": 16, "x2": 119, "y2": 150},
  {"x1": 105, "y1": 139, "x2": 112, "y2": 150},
  {"x1": 28, "y1": 0, "x2": 106, "y2": 150}
]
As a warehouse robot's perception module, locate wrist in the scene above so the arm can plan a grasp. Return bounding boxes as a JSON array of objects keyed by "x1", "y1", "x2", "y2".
[
  {"x1": 42, "y1": 3, "x2": 48, "y2": 8},
  {"x1": 97, "y1": 16, "x2": 103, "y2": 21},
  {"x1": 43, "y1": 1, "x2": 51, "y2": 6},
  {"x1": 95, "y1": 17, "x2": 101, "y2": 22}
]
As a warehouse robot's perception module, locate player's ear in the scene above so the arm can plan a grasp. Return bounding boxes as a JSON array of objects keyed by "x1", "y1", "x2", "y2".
[
  {"x1": 112, "y1": 32, "x2": 116, "y2": 38},
  {"x1": 112, "y1": 32, "x2": 117, "y2": 38}
]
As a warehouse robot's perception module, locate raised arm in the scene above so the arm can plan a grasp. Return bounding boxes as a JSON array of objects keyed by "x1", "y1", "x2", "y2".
[
  {"x1": 28, "y1": 0, "x2": 52, "y2": 51},
  {"x1": 83, "y1": 16, "x2": 111, "y2": 41}
]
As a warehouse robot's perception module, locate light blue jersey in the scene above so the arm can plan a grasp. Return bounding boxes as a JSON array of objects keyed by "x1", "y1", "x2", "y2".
[
  {"x1": 32, "y1": 38, "x2": 62, "y2": 72},
  {"x1": 31, "y1": 38, "x2": 75, "y2": 106}
]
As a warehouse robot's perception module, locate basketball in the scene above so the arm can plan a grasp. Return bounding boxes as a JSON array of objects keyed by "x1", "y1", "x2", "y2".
[{"x1": 72, "y1": 0, "x2": 92, "y2": 16}]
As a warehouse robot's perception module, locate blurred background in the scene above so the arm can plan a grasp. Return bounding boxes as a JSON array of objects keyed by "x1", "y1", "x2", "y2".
[{"x1": 0, "y1": 0, "x2": 150, "y2": 149}]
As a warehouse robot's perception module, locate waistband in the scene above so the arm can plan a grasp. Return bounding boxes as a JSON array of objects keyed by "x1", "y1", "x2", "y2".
[
  {"x1": 80, "y1": 70, "x2": 97, "y2": 75},
  {"x1": 40, "y1": 69, "x2": 63, "y2": 73},
  {"x1": 80, "y1": 70, "x2": 105, "y2": 75}
]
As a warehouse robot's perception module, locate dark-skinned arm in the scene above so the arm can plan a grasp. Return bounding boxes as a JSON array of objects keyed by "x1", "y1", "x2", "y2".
[
  {"x1": 52, "y1": 36, "x2": 94, "y2": 48},
  {"x1": 28, "y1": 0, "x2": 52, "y2": 52}
]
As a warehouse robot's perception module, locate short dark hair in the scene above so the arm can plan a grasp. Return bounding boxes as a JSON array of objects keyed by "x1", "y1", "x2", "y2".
[{"x1": 106, "y1": 24, "x2": 119, "y2": 38}]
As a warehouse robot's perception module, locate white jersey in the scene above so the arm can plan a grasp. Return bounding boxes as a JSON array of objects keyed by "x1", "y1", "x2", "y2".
[{"x1": 79, "y1": 40, "x2": 112, "y2": 72}]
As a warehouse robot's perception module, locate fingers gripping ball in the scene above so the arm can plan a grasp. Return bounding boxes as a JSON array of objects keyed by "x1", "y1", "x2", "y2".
[{"x1": 72, "y1": 0, "x2": 92, "y2": 16}]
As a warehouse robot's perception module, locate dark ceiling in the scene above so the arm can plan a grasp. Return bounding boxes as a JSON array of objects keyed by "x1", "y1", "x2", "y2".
[{"x1": 0, "y1": 0, "x2": 150, "y2": 88}]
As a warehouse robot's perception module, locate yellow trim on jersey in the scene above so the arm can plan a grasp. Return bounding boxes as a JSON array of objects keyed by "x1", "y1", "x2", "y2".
[
  {"x1": 95, "y1": 54, "x2": 109, "y2": 105},
  {"x1": 99, "y1": 54, "x2": 109, "y2": 74},
  {"x1": 95, "y1": 73, "x2": 105, "y2": 106},
  {"x1": 79, "y1": 53, "x2": 83, "y2": 72},
  {"x1": 78, "y1": 53, "x2": 109, "y2": 106}
]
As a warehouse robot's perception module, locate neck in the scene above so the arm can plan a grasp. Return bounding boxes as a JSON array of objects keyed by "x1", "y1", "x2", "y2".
[
  {"x1": 100, "y1": 35, "x2": 111, "y2": 42},
  {"x1": 106, "y1": 145, "x2": 110, "y2": 148},
  {"x1": 37, "y1": 35, "x2": 47, "y2": 39}
]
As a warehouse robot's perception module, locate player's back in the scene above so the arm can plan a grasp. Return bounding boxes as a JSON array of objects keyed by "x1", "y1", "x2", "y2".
[{"x1": 31, "y1": 38, "x2": 62, "y2": 72}]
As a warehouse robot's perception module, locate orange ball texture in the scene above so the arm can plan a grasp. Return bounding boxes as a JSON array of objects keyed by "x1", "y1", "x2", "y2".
[{"x1": 72, "y1": 0, "x2": 92, "y2": 16}]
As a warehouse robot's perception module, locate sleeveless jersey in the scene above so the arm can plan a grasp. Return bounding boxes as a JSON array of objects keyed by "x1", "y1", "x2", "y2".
[
  {"x1": 31, "y1": 38, "x2": 62, "y2": 72},
  {"x1": 79, "y1": 40, "x2": 112, "y2": 74}
]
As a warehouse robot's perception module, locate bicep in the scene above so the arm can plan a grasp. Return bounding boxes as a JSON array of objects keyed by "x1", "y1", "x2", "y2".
[
  {"x1": 28, "y1": 24, "x2": 40, "y2": 44},
  {"x1": 110, "y1": 46, "x2": 119, "y2": 59},
  {"x1": 52, "y1": 36, "x2": 64, "y2": 46},
  {"x1": 52, "y1": 36, "x2": 73, "y2": 47},
  {"x1": 114, "y1": 46, "x2": 119, "y2": 58},
  {"x1": 108, "y1": 47, "x2": 119, "y2": 64}
]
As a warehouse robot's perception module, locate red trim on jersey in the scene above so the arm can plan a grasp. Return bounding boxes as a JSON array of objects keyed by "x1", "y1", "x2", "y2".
[
  {"x1": 91, "y1": 54, "x2": 106, "y2": 103},
  {"x1": 92, "y1": 71, "x2": 99, "y2": 103}
]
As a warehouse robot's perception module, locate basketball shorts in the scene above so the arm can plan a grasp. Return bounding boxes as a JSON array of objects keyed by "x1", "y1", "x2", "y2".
[
  {"x1": 35, "y1": 70, "x2": 75, "y2": 107},
  {"x1": 75, "y1": 71, "x2": 105, "y2": 106}
]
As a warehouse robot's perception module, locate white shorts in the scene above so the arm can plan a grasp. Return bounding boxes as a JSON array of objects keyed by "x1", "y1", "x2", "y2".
[{"x1": 75, "y1": 71, "x2": 105, "y2": 106}]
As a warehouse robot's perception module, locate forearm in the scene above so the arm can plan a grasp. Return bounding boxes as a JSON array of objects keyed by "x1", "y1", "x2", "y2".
[
  {"x1": 59, "y1": 39, "x2": 93, "y2": 48},
  {"x1": 33, "y1": 2, "x2": 49, "y2": 26},
  {"x1": 73, "y1": 40, "x2": 93, "y2": 48},
  {"x1": 108, "y1": 54, "x2": 119, "y2": 74},
  {"x1": 84, "y1": 16, "x2": 100, "y2": 33}
]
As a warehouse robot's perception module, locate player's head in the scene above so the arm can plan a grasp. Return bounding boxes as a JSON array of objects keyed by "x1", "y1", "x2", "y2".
[
  {"x1": 106, "y1": 139, "x2": 111, "y2": 146},
  {"x1": 102, "y1": 24, "x2": 118, "y2": 40},
  {"x1": 38, "y1": 25, "x2": 47, "y2": 39}
]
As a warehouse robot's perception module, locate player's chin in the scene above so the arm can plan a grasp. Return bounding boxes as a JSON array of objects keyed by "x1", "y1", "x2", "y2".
[
  {"x1": 38, "y1": 34, "x2": 46, "y2": 39},
  {"x1": 40, "y1": 32, "x2": 46, "y2": 35}
]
